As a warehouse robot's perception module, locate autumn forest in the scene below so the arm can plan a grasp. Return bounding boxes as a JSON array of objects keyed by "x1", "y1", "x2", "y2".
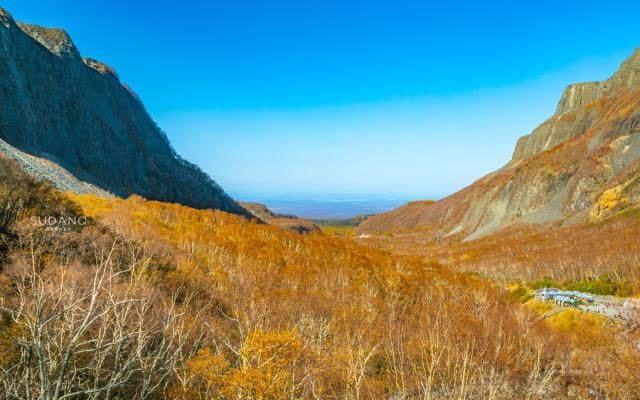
[
  {"x1": 2, "y1": 3, "x2": 640, "y2": 399},
  {"x1": 1, "y1": 154, "x2": 639, "y2": 400}
]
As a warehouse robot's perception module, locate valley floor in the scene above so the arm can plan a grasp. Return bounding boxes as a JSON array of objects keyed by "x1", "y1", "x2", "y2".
[
  {"x1": 1, "y1": 168, "x2": 639, "y2": 399},
  {"x1": 354, "y1": 207, "x2": 640, "y2": 297}
]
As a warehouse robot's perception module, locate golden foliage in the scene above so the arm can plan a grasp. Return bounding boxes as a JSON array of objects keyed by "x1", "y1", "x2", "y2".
[
  {"x1": 0, "y1": 192, "x2": 632, "y2": 399},
  {"x1": 590, "y1": 185, "x2": 630, "y2": 220},
  {"x1": 64, "y1": 194, "x2": 563, "y2": 399},
  {"x1": 363, "y1": 209, "x2": 640, "y2": 295}
]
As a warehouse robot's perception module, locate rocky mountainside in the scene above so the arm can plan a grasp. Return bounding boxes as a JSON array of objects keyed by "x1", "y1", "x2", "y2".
[
  {"x1": 0, "y1": 136, "x2": 110, "y2": 196},
  {"x1": 359, "y1": 49, "x2": 640, "y2": 240},
  {"x1": 0, "y1": 8, "x2": 248, "y2": 216}
]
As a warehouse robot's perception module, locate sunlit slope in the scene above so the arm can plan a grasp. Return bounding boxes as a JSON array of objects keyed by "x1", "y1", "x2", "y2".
[
  {"x1": 358, "y1": 204, "x2": 640, "y2": 295},
  {"x1": 359, "y1": 49, "x2": 640, "y2": 240}
]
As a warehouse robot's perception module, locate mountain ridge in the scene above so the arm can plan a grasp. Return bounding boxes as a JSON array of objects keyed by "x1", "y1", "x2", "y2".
[
  {"x1": 239, "y1": 201, "x2": 321, "y2": 234},
  {"x1": 0, "y1": 7, "x2": 249, "y2": 216},
  {"x1": 512, "y1": 48, "x2": 640, "y2": 162},
  {"x1": 358, "y1": 48, "x2": 640, "y2": 240}
]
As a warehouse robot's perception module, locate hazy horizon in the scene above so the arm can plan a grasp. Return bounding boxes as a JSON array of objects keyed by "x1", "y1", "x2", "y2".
[
  {"x1": 4, "y1": 0, "x2": 640, "y2": 199},
  {"x1": 244, "y1": 195, "x2": 416, "y2": 220},
  {"x1": 235, "y1": 191, "x2": 444, "y2": 219}
]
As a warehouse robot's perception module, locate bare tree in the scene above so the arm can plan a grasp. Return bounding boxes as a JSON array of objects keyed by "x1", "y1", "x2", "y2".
[{"x1": 0, "y1": 235, "x2": 201, "y2": 400}]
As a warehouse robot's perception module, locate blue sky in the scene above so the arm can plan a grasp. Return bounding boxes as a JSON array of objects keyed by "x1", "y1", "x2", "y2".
[{"x1": 4, "y1": 0, "x2": 640, "y2": 200}]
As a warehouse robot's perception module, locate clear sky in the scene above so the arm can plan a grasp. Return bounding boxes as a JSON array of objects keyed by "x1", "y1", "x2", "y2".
[{"x1": 3, "y1": 0, "x2": 640, "y2": 200}]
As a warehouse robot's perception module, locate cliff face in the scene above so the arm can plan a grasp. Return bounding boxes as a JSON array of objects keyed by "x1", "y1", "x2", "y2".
[
  {"x1": 359, "y1": 49, "x2": 640, "y2": 240},
  {"x1": 513, "y1": 49, "x2": 640, "y2": 162},
  {"x1": 0, "y1": 8, "x2": 248, "y2": 216}
]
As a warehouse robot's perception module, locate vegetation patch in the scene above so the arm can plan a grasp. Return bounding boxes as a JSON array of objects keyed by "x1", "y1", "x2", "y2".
[
  {"x1": 509, "y1": 285, "x2": 534, "y2": 303},
  {"x1": 529, "y1": 275, "x2": 633, "y2": 297},
  {"x1": 524, "y1": 299, "x2": 553, "y2": 315}
]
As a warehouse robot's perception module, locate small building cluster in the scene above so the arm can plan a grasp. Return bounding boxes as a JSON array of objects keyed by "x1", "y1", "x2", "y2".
[{"x1": 535, "y1": 288, "x2": 594, "y2": 307}]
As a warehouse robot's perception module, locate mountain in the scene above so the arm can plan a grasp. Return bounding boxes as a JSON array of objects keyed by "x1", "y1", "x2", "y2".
[
  {"x1": 358, "y1": 49, "x2": 640, "y2": 240},
  {"x1": 0, "y1": 7, "x2": 248, "y2": 216},
  {"x1": 239, "y1": 201, "x2": 321, "y2": 234}
]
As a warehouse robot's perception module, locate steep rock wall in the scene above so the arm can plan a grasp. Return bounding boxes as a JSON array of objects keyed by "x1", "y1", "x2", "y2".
[{"x1": 0, "y1": 7, "x2": 248, "y2": 216}]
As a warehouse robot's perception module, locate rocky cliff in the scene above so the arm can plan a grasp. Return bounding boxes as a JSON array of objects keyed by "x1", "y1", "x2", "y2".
[
  {"x1": 513, "y1": 49, "x2": 640, "y2": 162},
  {"x1": 0, "y1": 8, "x2": 248, "y2": 216},
  {"x1": 359, "y1": 49, "x2": 640, "y2": 240}
]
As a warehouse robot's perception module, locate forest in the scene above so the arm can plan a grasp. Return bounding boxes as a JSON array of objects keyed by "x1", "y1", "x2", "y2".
[
  {"x1": 357, "y1": 205, "x2": 640, "y2": 298},
  {"x1": 1, "y1": 156, "x2": 639, "y2": 399}
]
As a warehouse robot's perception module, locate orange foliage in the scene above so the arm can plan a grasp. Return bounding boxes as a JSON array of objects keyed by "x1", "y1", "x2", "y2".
[
  {"x1": 55, "y1": 194, "x2": 640, "y2": 398},
  {"x1": 360, "y1": 210, "x2": 640, "y2": 294},
  {"x1": 65, "y1": 194, "x2": 562, "y2": 399}
]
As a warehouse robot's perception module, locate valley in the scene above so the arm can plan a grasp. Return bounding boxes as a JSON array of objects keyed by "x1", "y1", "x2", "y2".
[{"x1": 0, "y1": 3, "x2": 639, "y2": 399}]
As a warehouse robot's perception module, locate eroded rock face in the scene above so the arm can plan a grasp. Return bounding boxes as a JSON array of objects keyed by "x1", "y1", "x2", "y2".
[
  {"x1": 513, "y1": 49, "x2": 640, "y2": 163},
  {"x1": 359, "y1": 48, "x2": 640, "y2": 240},
  {"x1": 0, "y1": 7, "x2": 248, "y2": 216},
  {"x1": 16, "y1": 22, "x2": 79, "y2": 58},
  {"x1": 556, "y1": 82, "x2": 608, "y2": 116},
  {"x1": 610, "y1": 48, "x2": 640, "y2": 89}
]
